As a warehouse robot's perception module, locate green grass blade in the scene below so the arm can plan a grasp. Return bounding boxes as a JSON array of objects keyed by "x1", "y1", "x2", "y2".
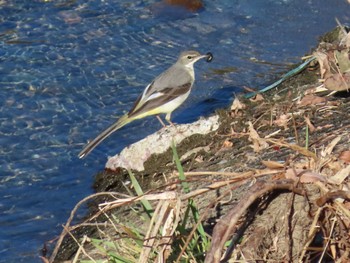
[
  {"x1": 171, "y1": 142, "x2": 209, "y2": 249},
  {"x1": 171, "y1": 140, "x2": 190, "y2": 193},
  {"x1": 127, "y1": 169, "x2": 153, "y2": 218}
]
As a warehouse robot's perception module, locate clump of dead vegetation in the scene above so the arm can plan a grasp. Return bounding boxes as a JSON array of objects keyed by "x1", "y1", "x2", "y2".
[
  {"x1": 313, "y1": 19, "x2": 350, "y2": 93},
  {"x1": 45, "y1": 26, "x2": 350, "y2": 263}
]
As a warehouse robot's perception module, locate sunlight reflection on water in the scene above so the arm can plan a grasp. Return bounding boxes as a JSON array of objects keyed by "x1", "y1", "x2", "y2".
[{"x1": 0, "y1": 0, "x2": 349, "y2": 261}]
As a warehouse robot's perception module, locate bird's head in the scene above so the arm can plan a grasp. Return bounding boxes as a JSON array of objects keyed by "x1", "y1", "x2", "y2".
[{"x1": 177, "y1": 50, "x2": 213, "y2": 67}]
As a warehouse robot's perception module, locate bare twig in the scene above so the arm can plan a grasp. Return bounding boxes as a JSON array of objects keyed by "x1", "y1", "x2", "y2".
[
  {"x1": 72, "y1": 235, "x2": 91, "y2": 263},
  {"x1": 318, "y1": 217, "x2": 337, "y2": 263},
  {"x1": 204, "y1": 179, "x2": 304, "y2": 263},
  {"x1": 298, "y1": 207, "x2": 323, "y2": 262},
  {"x1": 49, "y1": 192, "x2": 130, "y2": 262},
  {"x1": 316, "y1": 190, "x2": 350, "y2": 207},
  {"x1": 64, "y1": 228, "x2": 95, "y2": 263},
  {"x1": 180, "y1": 169, "x2": 282, "y2": 200},
  {"x1": 265, "y1": 138, "x2": 317, "y2": 159}
]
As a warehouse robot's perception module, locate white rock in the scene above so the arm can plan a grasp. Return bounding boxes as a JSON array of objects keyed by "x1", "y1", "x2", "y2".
[{"x1": 105, "y1": 115, "x2": 220, "y2": 172}]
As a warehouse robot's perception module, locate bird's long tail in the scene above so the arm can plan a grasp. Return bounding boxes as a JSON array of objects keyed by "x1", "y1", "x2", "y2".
[{"x1": 78, "y1": 114, "x2": 131, "y2": 159}]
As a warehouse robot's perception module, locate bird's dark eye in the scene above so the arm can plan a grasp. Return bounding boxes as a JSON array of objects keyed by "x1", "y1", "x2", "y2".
[{"x1": 187, "y1": 55, "x2": 192, "y2": 59}]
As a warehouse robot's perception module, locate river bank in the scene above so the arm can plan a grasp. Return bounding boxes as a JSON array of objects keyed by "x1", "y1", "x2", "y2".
[{"x1": 47, "y1": 26, "x2": 350, "y2": 263}]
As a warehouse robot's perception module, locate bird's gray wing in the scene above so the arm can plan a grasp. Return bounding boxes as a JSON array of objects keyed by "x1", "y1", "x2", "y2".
[
  {"x1": 128, "y1": 64, "x2": 193, "y2": 116},
  {"x1": 128, "y1": 83, "x2": 192, "y2": 118},
  {"x1": 145, "y1": 64, "x2": 193, "y2": 95}
]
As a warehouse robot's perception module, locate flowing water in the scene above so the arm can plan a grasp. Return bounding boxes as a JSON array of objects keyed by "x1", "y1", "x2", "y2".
[{"x1": 0, "y1": 0, "x2": 349, "y2": 262}]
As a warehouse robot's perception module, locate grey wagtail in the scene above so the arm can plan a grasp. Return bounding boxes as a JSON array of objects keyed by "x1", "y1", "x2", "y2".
[{"x1": 78, "y1": 50, "x2": 213, "y2": 159}]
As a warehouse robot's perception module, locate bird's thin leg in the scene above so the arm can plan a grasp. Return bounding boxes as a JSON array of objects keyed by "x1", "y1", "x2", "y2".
[
  {"x1": 156, "y1": 115, "x2": 167, "y2": 127},
  {"x1": 165, "y1": 113, "x2": 176, "y2": 127}
]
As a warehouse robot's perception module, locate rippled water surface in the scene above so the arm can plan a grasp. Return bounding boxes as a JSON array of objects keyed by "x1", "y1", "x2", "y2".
[{"x1": 0, "y1": 0, "x2": 349, "y2": 261}]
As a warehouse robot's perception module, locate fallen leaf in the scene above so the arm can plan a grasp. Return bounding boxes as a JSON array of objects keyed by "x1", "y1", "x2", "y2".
[
  {"x1": 314, "y1": 51, "x2": 331, "y2": 79},
  {"x1": 324, "y1": 72, "x2": 350, "y2": 91},
  {"x1": 248, "y1": 122, "x2": 269, "y2": 152},
  {"x1": 285, "y1": 168, "x2": 326, "y2": 183},
  {"x1": 328, "y1": 164, "x2": 350, "y2": 185},
  {"x1": 322, "y1": 136, "x2": 342, "y2": 157},
  {"x1": 325, "y1": 159, "x2": 344, "y2": 173},
  {"x1": 274, "y1": 114, "x2": 291, "y2": 130},
  {"x1": 344, "y1": 201, "x2": 350, "y2": 211},
  {"x1": 335, "y1": 49, "x2": 350, "y2": 73},
  {"x1": 304, "y1": 116, "x2": 316, "y2": 133},
  {"x1": 298, "y1": 94, "x2": 327, "y2": 107},
  {"x1": 231, "y1": 97, "x2": 246, "y2": 113},
  {"x1": 249, "y1": 93, "x2": 264, "y2": 102},
  {"x1": 222, "y1": 140, "x2": 233, "y2": 148},
  {"x1": 339, "y1": 151, "x2": 350, "y2": 163},
  {"x1": 195, "y1": 156, "x2": 204, "y2": 163},
  {"x1": 261, "y1": 160, "x2": 285, "y2": 169}
]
